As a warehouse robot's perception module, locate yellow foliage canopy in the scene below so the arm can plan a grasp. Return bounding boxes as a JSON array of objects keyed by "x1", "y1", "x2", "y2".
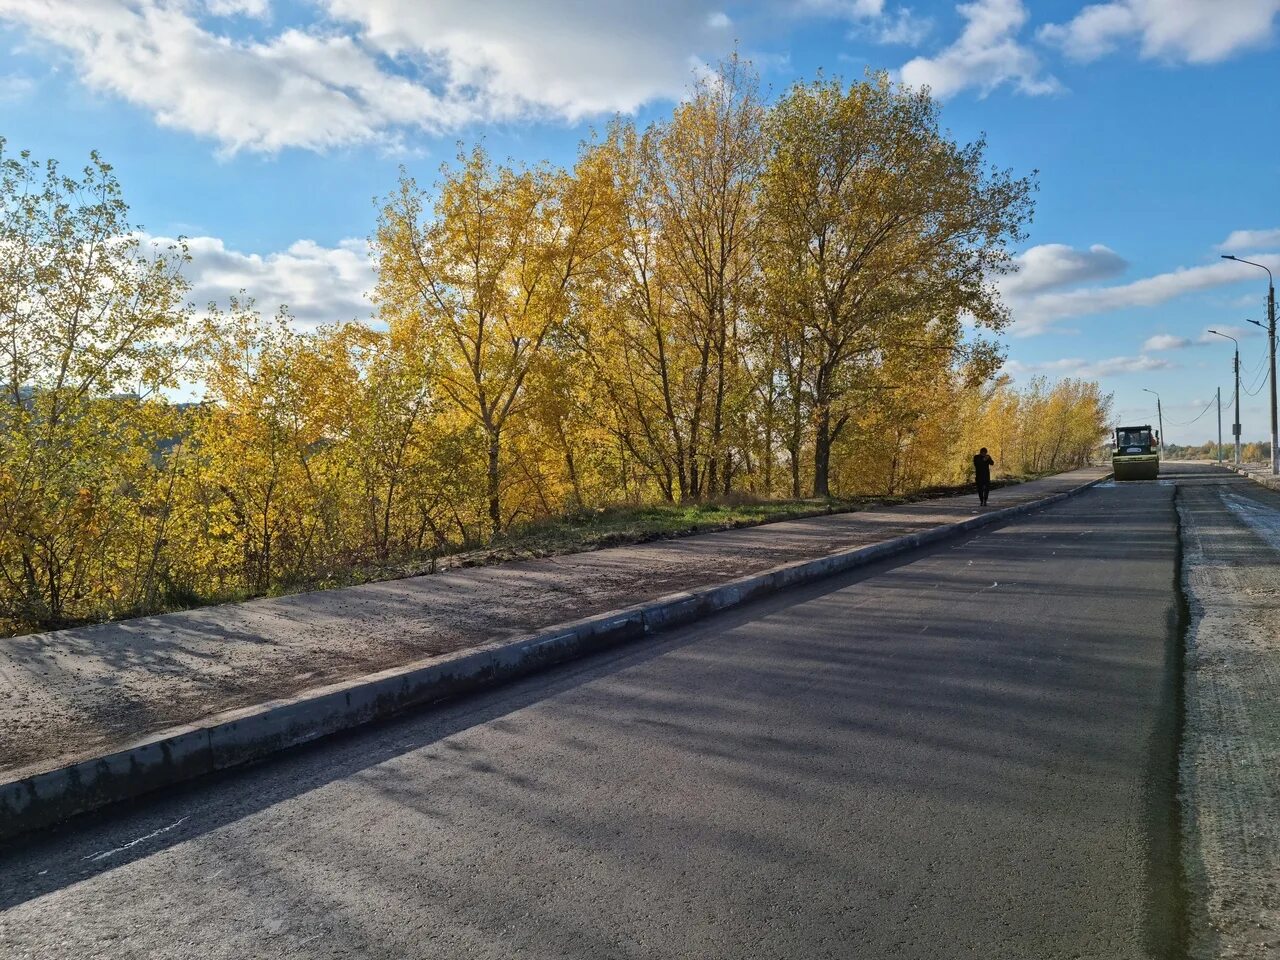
[{"x1": 0, "y1": 65, "x2": 1112, "y2": 634}]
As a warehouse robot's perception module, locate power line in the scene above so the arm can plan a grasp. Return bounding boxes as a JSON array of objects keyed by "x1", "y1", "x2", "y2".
[
  {"x1": 1165, "y1": 394, "x2": 1217, "y2": 426},
  {"x1": 1243, "y1": 363, "x2": 1270, "y2": 397}
]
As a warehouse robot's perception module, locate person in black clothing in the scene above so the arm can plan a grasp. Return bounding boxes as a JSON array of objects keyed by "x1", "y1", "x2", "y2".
[{"x1": 973, "y1": 447, "x2": 994, "y2": 506}]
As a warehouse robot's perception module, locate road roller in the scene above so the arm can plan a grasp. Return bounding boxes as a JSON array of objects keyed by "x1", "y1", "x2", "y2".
[{"x1": 1112, "y1": 424, "x2": 1159, "y2": 481}]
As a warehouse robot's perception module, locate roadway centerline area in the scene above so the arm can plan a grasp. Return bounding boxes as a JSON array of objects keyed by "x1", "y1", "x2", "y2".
[{"x1": 1, "y1": 480, "x2": 1184, "y2": 959}]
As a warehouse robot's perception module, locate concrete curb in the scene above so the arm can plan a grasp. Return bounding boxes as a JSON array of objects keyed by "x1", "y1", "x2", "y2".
[
  {"x1": 0, "y1": 472, "x2": 1111, "y2": 842},
  {"x1": 1220, "y1": 462, "x2": 1280, "y2": 491}
]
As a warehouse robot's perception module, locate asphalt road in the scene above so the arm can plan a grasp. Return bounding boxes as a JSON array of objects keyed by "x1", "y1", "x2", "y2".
[{"x1": 0, "y1": 472, "x2": 1188, "y2": 959}]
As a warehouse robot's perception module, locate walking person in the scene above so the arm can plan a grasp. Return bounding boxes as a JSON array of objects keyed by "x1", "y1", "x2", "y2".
[{"x1": 973, "y1": 447, "x2": 995, "y2": 507}]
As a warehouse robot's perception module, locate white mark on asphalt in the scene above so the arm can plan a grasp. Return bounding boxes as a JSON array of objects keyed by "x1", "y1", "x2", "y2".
[
  {"x1": 82, "y1": 816, "x2": 189, "y2": 862},
  {"x1": 1221, "y1": 490, "x2": 1280, "y2": 553}
]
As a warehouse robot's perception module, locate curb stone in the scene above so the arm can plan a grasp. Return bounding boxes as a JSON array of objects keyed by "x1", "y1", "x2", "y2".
[
  {"x1": 1221, "y1": 462, "x2": 1280, "y2": 491},
  {"x1": 0, "y1": 472, "x2": 1111, "y2": 842}
]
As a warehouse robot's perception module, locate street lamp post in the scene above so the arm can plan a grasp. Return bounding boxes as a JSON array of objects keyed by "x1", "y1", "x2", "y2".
[
  {"x1": 1209, "y1": 330, "x2": 1242, "y2": 464},
  {"x1": 1222, "y1": 255, "x2": 1277, "y2": 474},
  {"x1": 1142, "y1": 388, "x2": 1164, "y2": 458}
]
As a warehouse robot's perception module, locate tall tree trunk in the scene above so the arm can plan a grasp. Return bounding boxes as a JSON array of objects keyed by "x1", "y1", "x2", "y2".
[
  {"x1": 813, "y1": 406, "x2": 832, "y2": 498},
  {"x1": 487, "y1": 427, "x2": 502, "y2": 538}
]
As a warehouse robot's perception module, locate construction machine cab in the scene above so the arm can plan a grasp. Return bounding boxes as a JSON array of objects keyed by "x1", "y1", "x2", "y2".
[{"x1": 1112, "y1": 424, "x2": 1160, "y2": 480}]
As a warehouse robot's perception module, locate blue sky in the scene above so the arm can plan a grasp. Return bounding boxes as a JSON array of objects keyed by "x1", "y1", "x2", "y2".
[{"x1": 1, "y1": 0, "x2": 1278, "y2": 442}]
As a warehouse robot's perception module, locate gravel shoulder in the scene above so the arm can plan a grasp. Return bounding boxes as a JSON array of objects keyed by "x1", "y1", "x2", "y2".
[
  {"x1": 1177, "y1": 469, "x2": 1280, "y2": 959},
  {"x1": 0, "y1": 468, "x2": 1104, "y2": 778}
]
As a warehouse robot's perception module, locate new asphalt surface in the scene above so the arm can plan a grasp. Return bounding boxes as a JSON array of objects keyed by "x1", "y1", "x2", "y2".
[{"x1": 0, "y1": 474, "x2": 1185, "y2": 959}]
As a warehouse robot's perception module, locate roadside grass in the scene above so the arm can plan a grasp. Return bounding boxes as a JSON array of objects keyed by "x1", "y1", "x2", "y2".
[
  {"x1": 10, "y1": 472, "x2": 1049, "y2": 636},
  {"x1": 314, "y1": 472, "x2": 1044, "y2": 589}
]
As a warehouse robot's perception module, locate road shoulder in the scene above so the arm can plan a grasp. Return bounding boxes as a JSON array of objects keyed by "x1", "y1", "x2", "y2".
[{"x1": 1177, "y1": 479, "x2": 1280, "y2": 959}]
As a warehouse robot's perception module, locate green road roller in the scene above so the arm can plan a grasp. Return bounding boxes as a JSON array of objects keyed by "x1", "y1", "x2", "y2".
[{"x1": 1112, "y1": 424, "x2": 1160, "y2": 481}]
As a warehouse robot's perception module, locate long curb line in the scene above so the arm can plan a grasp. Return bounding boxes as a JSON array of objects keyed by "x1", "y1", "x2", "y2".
[
  {"x1": 0, "y1": 472, "x2": 1111, "y2": 843},
  {"x1": 1220, "y1": 462, "x2": 1280, "y2": 491}
]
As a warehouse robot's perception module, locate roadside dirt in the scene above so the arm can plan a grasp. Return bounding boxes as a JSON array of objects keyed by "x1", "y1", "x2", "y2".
[
  {"x1": 1178, "y1": 477, "x2": 1280, "y2": 959},
  {"x1": 0, "y1": 467, "x2": 1105, "y2": 779}
]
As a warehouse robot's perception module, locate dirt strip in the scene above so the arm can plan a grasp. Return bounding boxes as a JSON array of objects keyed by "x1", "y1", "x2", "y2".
[
  {"x1": 0, "y1": 467, "x2": 1105, "y2": 779},
  {"x1": 1178, "y1": 477, "x2": 1280, "y2": 959}
]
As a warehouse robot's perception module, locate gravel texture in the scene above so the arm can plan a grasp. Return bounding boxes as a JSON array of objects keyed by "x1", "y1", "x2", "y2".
[{"x1": 1177, "y1": 467, "x2": 1280, "y2": 959}]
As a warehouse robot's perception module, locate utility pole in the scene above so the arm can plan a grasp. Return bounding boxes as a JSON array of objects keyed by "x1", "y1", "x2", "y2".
[
  {"x1": 1210, "y1": 330, "x2": 1242, "y2": 464},
  {"x1": 1217, "y1": 386, "x2": 1223, "y2": 463},
  {"x1": 1222, "y1": 256, "x2": 1277, "y2": 473},
  {"x1": 1235, "y1": 352, "x2": 1242, "y2": 465}
]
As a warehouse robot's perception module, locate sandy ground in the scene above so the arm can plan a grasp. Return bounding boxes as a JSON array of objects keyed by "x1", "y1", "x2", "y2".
[
  {"x1": 1178, "y1": 471, "x2": 1280, "y2": 959},
  {"x1": 0, "y1": 468, "x2": 1105, "y2": 779}
]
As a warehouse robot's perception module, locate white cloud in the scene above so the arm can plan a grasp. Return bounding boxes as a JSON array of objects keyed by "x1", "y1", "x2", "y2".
[
  {"x1": 1007, "y1": 354, "x2": 1174, "y2": 378},
  {"x1": 1001, "y1": 243, "x2": 1128, "y2": 295},
  {"x1": 1040, "y1": 0, "x2": 1280, "y2": 64},
  {"x1": 795, "y1": 0, "x2": 887, "y2": 18},
  {"x1": 897, "y1": 0, "x2": 1061, "y2": 98},
  {"x1": 870, "y1": 8, "x2": 933, "y2": 45},
  {"x1": 1143, "y1": 334, "x2": 1192, "y2": 351},
  {"x1": 0, "y1": 0, "x2": 734, "y2": 152},
  {"x1": 0, "y1": 72, "x2": 34, "y2": 101},
  {"x1": 1218, "y1": 228, "x2": 1280, "y2": 252},
  {"x1": 148, "y1": 234, "x2": 375, "y2": 329},
  {"x1": 1007, "y1": 252, "x2": 1280, "y2": 336},
  {"x1": 819, "y1": 2, "x2": 932, "y2": 45},
  {"x1": 322, "y1": 0, "x2": 729, "y2": 121},
  {"x1": 203, "y1": 0, "x2": 268, "y2": 16}
]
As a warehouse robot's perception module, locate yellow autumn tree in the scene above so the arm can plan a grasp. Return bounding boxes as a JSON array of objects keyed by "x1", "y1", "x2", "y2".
[
  {"x1": 760, "y1": 74, "x2": 1034, "y2": 496},
  {"x1": 375, "y1": 145, "x2": 614, "y2": 535},
  {"x1": 584, "y1": 57, "x2": 766, "y2": 501},
  {"x1": 0, "y1": 64, "x2": 1121, "y2": 635},
  {"x1": 0, "y1": 141, "x2": 193, "y2": 627}
]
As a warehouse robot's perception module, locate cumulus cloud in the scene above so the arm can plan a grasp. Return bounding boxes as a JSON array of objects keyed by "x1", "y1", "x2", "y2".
[
  {"x1": 322, "y1": 0, "x2": 735, "y2": 122},
  {"x1": 798, "y1": 0, "x2": 931, "y2": 47},
  {"x1": 147, "y1": 234, "x2": 376, "y2": 329},
  {"x1": 1000, "y1": 243, "x2": 1128, "y2": 295},
  {"x1": 1142, "y1": 334, "x2": 1192, "y2": 351},
  {"x1": 867, "y1": 8, "x2": 933, "y2": 45},
  {"x1": 203, "y1": 0, "x2": 267, "y2": 16},
  {"x1": 898, "y1": 0, "x2": 1060, "y2": 98},
  {"x1": 1006, "y1": 354, "x2": 1174, "y2": 378},
  {"x1": 0, "y1": 0, "x2": 736, "y2": 152},
  {"x1": 1040, "y1": 0, "x2": 1280, "y2": 64},
  {"x1": 1006, "y1": 252, "x2": 1280, "y2": 336},
  {"x1": 0, "y1": 73, "x2": 34, "y2": 101},
  {"x1": 1218, "y1": 228, "x2": 1280, "y2": 252},
  {"x1": 794, "y1": 0, "x2": 887, "y2": 19}
]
